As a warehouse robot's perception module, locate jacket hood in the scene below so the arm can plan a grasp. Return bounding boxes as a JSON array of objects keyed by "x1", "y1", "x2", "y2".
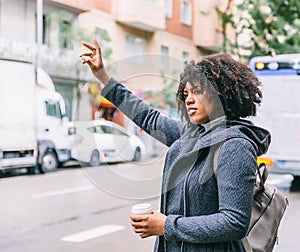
[
  {"x1": 183, "y1": 117, "x2": 271, "y2": 157},
  {"x1": 225, "y1": 119, "x2": 271, "y2": 156}
]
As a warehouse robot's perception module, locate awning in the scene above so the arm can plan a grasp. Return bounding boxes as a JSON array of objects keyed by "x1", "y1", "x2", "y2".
[{"x1": 99, "y1": 98, "x2": 116, "y2": 109}]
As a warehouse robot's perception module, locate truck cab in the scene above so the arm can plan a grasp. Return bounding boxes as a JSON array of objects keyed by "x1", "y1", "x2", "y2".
[
  {"x1": 35, "y1": 68, "x2": 72, "y2": 173},
  {"x1": 0, "y1": 59, "x2": 72, "y2": 174}
]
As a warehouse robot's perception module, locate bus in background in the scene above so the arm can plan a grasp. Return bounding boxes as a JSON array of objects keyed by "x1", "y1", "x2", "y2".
[{"x1": 249, "y1": 54, "x2": 300, "y2": 177}]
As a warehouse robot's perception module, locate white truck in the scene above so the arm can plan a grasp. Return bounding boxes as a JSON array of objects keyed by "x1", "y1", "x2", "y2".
[
  {"x1": 249, "y1": 54, "x2": 300, "y2": 177},
  {"x1": 0, "y1": 58, "x2": 72, "y2": 174}
]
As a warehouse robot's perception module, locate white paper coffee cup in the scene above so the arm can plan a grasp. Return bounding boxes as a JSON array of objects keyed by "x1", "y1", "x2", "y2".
[{"x1": 131, "y1": 203, "x2": 153, "y2": 215}]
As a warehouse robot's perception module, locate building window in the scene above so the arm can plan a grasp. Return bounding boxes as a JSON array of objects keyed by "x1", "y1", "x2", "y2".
[
  {"x1": 160, "y1": 45, "x2": 169, "y2": 70},
  {"x1": 161, "y1": 45, "x2": 169, "y2": 55},
  {"x1": 181, "y1": 0, "x2": 192, "y2": 26},
  {"x1": 42, "y1": 10, "x2": 75, "y2": 49},
  {"x1": 42, "y1": 14, "x2": 50, "y2": 45},
  {"x1": 125, "y1": 34, "x2": 146, "y2": 64},
  {"x1": 182, "y1": 51, "x2": 190, "y2": 61},
  {"x1": 59, "y1": 20, "x2": 71, "y2": 49},
  {"x1": 45, "y1": 101, "x2": 62, "y2": 118},
  {"x1": 164, "y1": 0, "x2": 172, "y2": 19}
]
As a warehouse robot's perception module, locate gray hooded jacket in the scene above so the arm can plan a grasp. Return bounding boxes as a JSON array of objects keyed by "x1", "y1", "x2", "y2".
[{"x1": 101, "y1": 78, "x2": 271, "y2": 252}]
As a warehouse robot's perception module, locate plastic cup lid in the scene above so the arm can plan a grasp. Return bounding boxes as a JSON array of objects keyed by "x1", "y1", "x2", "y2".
[{"x1": 131, "y1": 203, "x2": 153, "y2": 214}]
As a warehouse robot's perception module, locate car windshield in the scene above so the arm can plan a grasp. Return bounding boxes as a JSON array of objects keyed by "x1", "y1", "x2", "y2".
[{"x1": 87, "y1": 125, "x2": 112, "y2": 134}]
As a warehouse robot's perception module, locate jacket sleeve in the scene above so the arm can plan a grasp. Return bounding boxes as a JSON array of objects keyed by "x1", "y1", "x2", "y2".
[
  {"x1": 101, "y1": 77, "x2": 184, "y2": 147},
  {"x1": 164, "y1": 138, "x2": 257, "y2": 243}
]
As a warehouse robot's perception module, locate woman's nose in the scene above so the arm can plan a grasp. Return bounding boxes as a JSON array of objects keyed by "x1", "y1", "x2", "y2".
[{"x1": 185, "y1": 93, "x2": 194, "y2": 105}]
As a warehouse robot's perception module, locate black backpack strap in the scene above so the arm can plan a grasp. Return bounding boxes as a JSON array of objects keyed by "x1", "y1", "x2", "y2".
[
  {"x1": 257, "y1": 163, "x2": 269, "y2": 189},
  {"x1": 242, "y1": 238, "x2": 253, "y2": 252}
]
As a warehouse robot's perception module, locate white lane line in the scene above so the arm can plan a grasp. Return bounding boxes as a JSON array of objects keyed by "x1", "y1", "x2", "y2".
[
  {"x1": 60, "y1": 224, "x2": 125, "y2": 243},
  {"x1": 32, "y1": 184, "x2": 96, "y2": 199},
  {"x1": 0, "y1": 175, "x2": 31, "y2": 183}
]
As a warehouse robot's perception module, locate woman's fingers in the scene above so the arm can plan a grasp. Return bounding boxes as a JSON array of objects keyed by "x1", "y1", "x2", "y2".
[
  {"x1": 131, "y1": 215, "x2": 151, "y2": 238},
  {"x1": 130, "y1": 212, "x2": 166, "y2": 238},
  {"x1": 80, "y1": 55, "x2": 93, "y2": 65},
  {"x1": 140, "y1": 233, "x2": 150, "y2": 239},
  {"x1": 80, "y1": 39, "x2": 110, "y2": 83},
  {"x1": 132, "y1": 225, "x2": 146, "y2": 233},
  {"x1": 93, "y1": 38, "x2": 101, "y2": 53},
  {"x1": 80, "y1": 53, "x2": 94, "y2": 63},
  {"x1": 130, "y1": 216, "x2": 146, "y2": 230},
  {"x1": 82, "y1": 41, "x2": 96, "y2": 51},
  {"x1": 80, "y1": 52, "x2": 93, "y2": 57},
  {"x1": 130, "y1": 214, "x2": 148, "y2": 222},
  {"x1": 82, "y1": 39, "x2": 102, "y2": 57},
  {"x1": 131, "y1": 225, "x2": 151, "y2": 239}
]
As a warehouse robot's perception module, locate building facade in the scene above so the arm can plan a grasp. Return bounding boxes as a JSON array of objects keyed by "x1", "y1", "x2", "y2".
[{"x1": 0, "y1": 0, "x2": 227, "y2": 121}]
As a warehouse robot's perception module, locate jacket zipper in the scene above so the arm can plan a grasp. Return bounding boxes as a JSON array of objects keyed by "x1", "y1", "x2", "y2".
[
  {"x1": 180, "y1": 163, "x2": 195, "y2": 252},
  {"x1": 163, "y1": 150, "x2": 202, "y2": 252}
]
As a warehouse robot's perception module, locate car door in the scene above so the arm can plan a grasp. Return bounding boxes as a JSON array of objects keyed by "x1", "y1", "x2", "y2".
[
  {"x1": 92, "y1": 125, "x2": 120, "y2": 162},
  {"x1": 111, "y1": 127, "x2": 132, "y2": 161}
]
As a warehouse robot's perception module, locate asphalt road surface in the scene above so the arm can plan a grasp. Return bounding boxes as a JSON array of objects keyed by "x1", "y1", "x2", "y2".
[{"x1": 0, "y1": 158, "x2": 299, "y2": 252}]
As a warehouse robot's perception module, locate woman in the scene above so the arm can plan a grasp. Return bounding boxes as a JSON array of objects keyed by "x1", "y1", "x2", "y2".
[{"x1": 80, "y1": 39, "x2": 271, "y2": 252}]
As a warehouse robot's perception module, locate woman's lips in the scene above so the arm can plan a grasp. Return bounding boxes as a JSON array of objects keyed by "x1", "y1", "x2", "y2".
[{"x1": 188, "y1": 108, "x2": 197, "y2": 116}]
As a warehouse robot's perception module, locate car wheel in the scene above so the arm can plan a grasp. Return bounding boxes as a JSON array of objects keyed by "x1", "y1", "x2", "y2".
[
  {"x1": 89, "y1": 150, "x2": 101, "y2": 167},
  {"x1": 132, "y1": 147, "x2": 141, "y2": 162},
  {"x1": 39, "y1": 151, "x2": 58, "y2": 173}
]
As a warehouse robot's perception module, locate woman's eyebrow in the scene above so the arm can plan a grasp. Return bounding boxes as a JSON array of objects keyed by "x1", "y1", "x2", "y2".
[
  {"x1": 190, "y1": 85, "x2": 201, "y2": 91},
  {"x1": 183, "y1": 86, "x2": 201, "y2": 92}
]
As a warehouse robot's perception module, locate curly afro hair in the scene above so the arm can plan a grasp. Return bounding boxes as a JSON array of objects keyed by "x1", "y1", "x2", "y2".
[{"x1": 176, "y1": 53, "x2": 262, "y2": 122}]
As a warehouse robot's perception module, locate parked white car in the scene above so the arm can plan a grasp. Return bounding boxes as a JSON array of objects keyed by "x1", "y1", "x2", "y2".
[{"x1": 68, "y1": 120, "x2": 145, "y2": 166}]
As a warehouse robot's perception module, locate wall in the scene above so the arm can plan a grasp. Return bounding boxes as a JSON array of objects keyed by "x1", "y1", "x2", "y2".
[
  {"x1": 165, "y1": 0, "x2": 193, "y2": 39},
  {"x1": 48, "y1": 0, "x2": 112, "y2": 13}
]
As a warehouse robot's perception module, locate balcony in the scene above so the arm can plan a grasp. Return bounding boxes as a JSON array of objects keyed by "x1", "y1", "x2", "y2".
[
  {"x1": 0, "y1": 38, "x2": 84, "y2": 80},
  {"x1": 193, "y1": 1, "x2": 224, "y2": 52},
  {"x1": 113, "y1": 0, "x2": 165, "y2": 32}
]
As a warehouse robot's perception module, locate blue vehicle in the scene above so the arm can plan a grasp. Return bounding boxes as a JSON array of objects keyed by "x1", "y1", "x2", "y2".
[{"x1": 249, "y1": 54, "x2": 300, "y2": 177}]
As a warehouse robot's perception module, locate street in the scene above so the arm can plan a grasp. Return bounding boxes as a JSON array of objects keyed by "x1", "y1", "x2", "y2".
[
  {"x1": 0, "y1": 157, "x2": 163, "y2": 252},
  {"x1": 0, "y1": 157, "x2": 299, "y2": 252}
]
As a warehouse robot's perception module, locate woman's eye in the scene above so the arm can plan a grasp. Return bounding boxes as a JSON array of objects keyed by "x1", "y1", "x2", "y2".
[{"x1": 194, "y1": 90, "x2": 201, "y2": 95}]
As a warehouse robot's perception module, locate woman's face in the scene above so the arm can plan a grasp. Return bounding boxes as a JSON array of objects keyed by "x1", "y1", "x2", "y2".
[{"x1": 183, "y1": 82, "x2": 215, "y2": 124}]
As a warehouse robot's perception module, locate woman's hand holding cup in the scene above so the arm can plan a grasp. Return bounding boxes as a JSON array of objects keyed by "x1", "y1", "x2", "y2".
[{"x1": 130, "y1": 203, "x2": 167, "y2": 239}]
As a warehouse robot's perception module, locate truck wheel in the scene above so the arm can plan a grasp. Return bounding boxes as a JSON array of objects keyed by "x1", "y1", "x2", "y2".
[
  {"x1": 39, "y1": 151, "x2": 58, "y2": 173},
  {"x1": 89, "y1": 150, "x2": 100, "y2": 167}
]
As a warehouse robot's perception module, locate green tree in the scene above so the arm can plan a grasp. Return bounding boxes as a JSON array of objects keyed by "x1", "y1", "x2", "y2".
[
  {"x1": 46, "y1": 11, "x2": 112, "y2": 61},
  {"x1": 218, "y1": 0, "x2": 300, "y2": 60}
]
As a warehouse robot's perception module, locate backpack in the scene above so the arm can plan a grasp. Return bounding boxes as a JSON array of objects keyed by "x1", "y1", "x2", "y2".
[{"x1": 214, "y1": 145, "x2": 289, "y2": 252}]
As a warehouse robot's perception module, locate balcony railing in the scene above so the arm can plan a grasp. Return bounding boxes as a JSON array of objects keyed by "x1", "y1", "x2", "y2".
[{"x1": 0, "y1": 38, "x2": 91, "y2": 80}]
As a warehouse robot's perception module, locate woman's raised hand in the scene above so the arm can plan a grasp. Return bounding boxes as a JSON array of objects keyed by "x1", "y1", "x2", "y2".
[{"x1": 80, "y1": 38, "x2": 110, "y2": 85}]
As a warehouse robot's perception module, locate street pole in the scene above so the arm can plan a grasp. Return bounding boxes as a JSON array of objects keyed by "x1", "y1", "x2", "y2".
[{"x1": 36, "y1": 0, "x2": 43, "y2": 68}]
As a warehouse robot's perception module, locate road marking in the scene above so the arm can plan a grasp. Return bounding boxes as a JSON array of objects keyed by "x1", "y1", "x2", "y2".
[
  {"x1": 60, "y1": 224, "x2": 125, "y2": 243},
  {"x1": 32, "y1": 184, "x2": 96, "y2": 199},
  {"x1": 0, "y1": 175, "x2": 30, "y2": 183}
]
